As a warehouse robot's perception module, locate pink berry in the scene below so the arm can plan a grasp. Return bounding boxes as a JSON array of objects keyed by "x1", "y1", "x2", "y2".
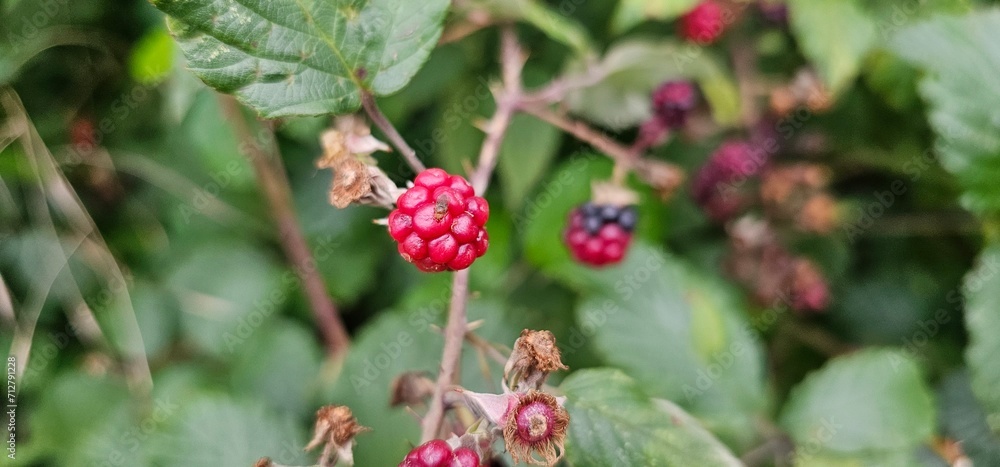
[
  {"x1": 399, "y1": 440, "x2": 483, "y2": 467},
  {"x1": 680, "y1": 0, "x2": 726, "y2": 44},
  {"x1": 388, "y1": 169, "x2": 489, "y2": 272}
]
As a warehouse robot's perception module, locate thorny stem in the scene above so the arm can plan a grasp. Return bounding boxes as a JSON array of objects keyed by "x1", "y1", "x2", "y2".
[
  {"x1": 220, "y1": 96, "x2": 351, "y2": 358},
  {"x1": 420, "y1": 25, "x2": 525, "y2": 443},
  {"x1": 361, "y1": 91, "x2": 427, "y2": 174}
]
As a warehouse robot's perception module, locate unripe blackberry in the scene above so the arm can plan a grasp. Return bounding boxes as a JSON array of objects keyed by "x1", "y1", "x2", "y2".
[
  {"x1": 388, "y1": 169, "x2": 489, "y2": 272},
  {"x1": 564, "y1": 203, "x2": 637, "y2": 267},
  {"x1": 651, "y1": 80, "x2": 698, "y2": 129},
  {"x1": 680, "y1": 0, "x2": 726, "y2": 44},
  {"x1": 399, "y1": 440, "x2": 483, "y2": 467}
]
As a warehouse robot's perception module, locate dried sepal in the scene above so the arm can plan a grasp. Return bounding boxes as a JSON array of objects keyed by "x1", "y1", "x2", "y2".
[
  {"x1": 504, "y1": 329, "x2": 568, "y2": 392},
  {"x1": 502, "y1": 391, "x2": 569, "y2": 466},
  {"x1": 305, "y1": 405, "x2": 370, "y2": 466},
  {"x1": 636, "y1": 159, "x2": 686, "y2": 201},
  {"x1": 317, "y1": 115, "x2": 390, "y2": 168},
  {"x1": 316, "y1": 116, "x2": 402, "y2": 210},
  {"x1": 389, "y1": 371, "x2": 435, "y2": 407},
  {"x1": 590, "y1": 181, "x2": 639, "y2": 207}
]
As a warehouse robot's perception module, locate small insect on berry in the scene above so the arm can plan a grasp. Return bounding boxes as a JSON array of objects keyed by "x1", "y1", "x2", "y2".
[
  {"x1": 388, "y1": 169, "x2": 489, "y2": 272},
  {"x1": 399, "y1": 439, "x2": 483, "y2": 467},
  {"x1": 679, "y1": 0, "x2": 727, "y2": 44},
  {"x1": 563, "y1": 202, "x2": 637, "y2": 267}
]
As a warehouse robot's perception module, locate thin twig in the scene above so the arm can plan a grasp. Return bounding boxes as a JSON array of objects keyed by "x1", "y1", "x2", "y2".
[
  {"x1": 729, "y1": 38, "x2": 762, "y2": 132},
  {"x1": 519, "y1": 105, "x2": 638, "y2": 168},
  {"x1": 361, "y1": 92, "x2": 427, "y2": 174},
  {"x1": 219, "y1": 96, "x2": 350, "y2": 358},
  {"x1": 420, "y1": 25, "x2": 525, "y2": 443}
]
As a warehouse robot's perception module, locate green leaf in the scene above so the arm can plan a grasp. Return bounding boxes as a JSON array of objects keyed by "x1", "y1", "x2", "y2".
[
  {"x1": 477, "y1": 0, "x2": 594, "y2": 55},
  {"x1": 610, "y1": 0, "x2": 699, "y2": 34},
  {"x1": 779, "y1": 349, "x2": 935, "y2": 458},
  {"x1": 963, "y1": 245, "x2": 1000, "y2": 435},
  {"x1": 167, "y1": 239, "x2": 287, "y2": 358},
  {"x1": 568, "y1": 244, "x2": 768, "y2": 449},
  {"x1": 230, "y1": 319, "x2": 322, "y2": 417},
  {"x1": 516, "y1": 0, "x2": 593, "y2": 55},
  {"x1": 891, "y1": 11, "x2": 1000, "y2": 215},
  {"x1": 22, "y1": 371, "x2": 130, "y2": 466},
  {"x1": 148, "y1": 395, "x2": 310, "y2": 467},
  {"x1": 788, "y1": 0, "x2": 877, "y2": 95},
  {"x1": 153, "y1": 0, "x2": 450, "y2": 117},
  {"x1": 560, "y1": 368, "x2": 741, "y2": 466},
  {"x1": 565, "y1": 39, "x2": 740, "y2": 129},
  {"x1": 130, "y1": 27, "x2": 176, "y2": 85},
  {"x1": 498, "y1": 113, "x2": 562, "y2": 209}
]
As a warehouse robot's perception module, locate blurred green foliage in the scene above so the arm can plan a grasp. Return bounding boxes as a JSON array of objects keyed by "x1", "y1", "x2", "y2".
[{"x1": 2, "y1": 0, "x2": 1000, "y2": 466}]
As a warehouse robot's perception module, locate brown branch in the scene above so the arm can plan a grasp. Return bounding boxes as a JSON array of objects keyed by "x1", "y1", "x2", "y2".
[
  {"x1": 420, "y1": 25, "x2": 525, "y2": 443},
  {"x1": 219, "y1": 96, "x2": 350, "y2": 358},
  {"x1": 361, "y1": 92, "x2": 427, "y2": 174},
  {"x1": 519, "y1": 105, "x2": 639, "y2": 168},
  {"x1": 729, "y1": 39, "x2": 762, "y2": 131}
]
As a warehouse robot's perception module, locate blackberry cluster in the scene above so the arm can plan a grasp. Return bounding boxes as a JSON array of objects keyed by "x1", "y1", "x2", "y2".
[
  {"x1": 399, "y1": 439, "x2": 482, "y2": 467},
  {"x1": 564, "y1": 203, "x2": 638, "y2": 267}
]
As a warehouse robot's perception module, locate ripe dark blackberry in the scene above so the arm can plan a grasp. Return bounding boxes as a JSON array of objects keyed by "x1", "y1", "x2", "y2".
[
  {"x1": 651, "y1": 80, "x2": 698, "y2": 129},
  {"x1": 564, "y1": 203, "x2": 637, "y2": 267},
  {"x1": 388, "y1": 169, "x2": 489, "y2": 272},
  {"x1": 399, "y1": 439, "x2": 482, "y2": 467}
]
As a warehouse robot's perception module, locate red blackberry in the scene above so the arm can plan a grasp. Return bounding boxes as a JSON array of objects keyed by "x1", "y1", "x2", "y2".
[
  {"x1": 388, "y1": 169, "x2": 489, "y2": 272},
  {"x1": 651, "y1": 80, "x2": 698, "y2": 129},
  {"x1": 399, "y1": 439, "x2": 482, "y2": 467},
  {"x1": 680, "y1": 0, "x2": 726, "y2": 44},
  {"x1": 564, "y1": 203, "x2": 637, "y2": 267}
]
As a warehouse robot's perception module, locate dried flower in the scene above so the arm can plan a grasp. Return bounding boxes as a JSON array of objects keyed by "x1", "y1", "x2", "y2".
[
  {"x1": 503, "y1": 391, "x2": 569, "y2": 466},
  {"x1": 457, "y1": 389, "x2": 569, "y2": 467},
  {"x1": 305, "y1": 405, "x2": 370, "y2": 466},
  {"x1": 504, "y1": 330, "x2": 568, "y2": 392},
  {"x1": 316, "y1": 116, "x2": 403, "y2": 209},
  {"x1": 725, "y1": 217, "x2": 830, "y2": 313}
]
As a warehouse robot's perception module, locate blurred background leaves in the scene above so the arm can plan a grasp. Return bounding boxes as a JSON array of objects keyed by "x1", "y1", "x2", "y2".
[{"x1": 1, "y1": 0, "x2": 1000, "y2": 466}]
